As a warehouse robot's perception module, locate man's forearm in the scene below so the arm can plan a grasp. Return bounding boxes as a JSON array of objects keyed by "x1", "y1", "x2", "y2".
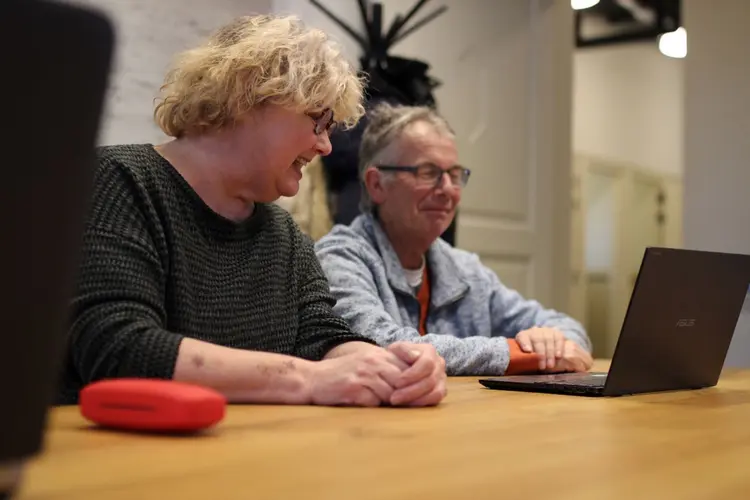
[
  {"x1": 350, "y1": 321, "x2": 513, "y2": 375},
  {"x1": 173, "y1": 337, "x2": 313, "y2": 404}
]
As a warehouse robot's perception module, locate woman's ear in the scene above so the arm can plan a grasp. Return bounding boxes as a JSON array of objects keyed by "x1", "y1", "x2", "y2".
[{"x1": 364, "y1": 166, "x2": 388, "y2": 205}]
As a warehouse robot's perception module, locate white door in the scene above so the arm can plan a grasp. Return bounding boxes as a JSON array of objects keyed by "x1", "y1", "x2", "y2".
[
  {"x1": 569, "y1": 160, "x2": 588, "y2": 327},
  {"x1": 600, "y1": 166, "x2": 665, "y2": 355},
  {"x1": 380, "y1": 0, "x2": 574, "y2": 310},
  {"x1": 286, "y1": 0, "x2": 575, "y2": 310},
  {"x1": 608, "y1": 170, "x2": 665, "y2": 349},
  {"x1": 582, "y1": 159, "x2": 620, "y2": 356},
  {"x1": 624, "y1": 172, "x2": 665, "y2": 290}
]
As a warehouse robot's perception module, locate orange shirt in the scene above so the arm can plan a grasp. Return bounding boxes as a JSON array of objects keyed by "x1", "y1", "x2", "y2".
[
  {"x1": 416, "y1": 266, "x2": 430, "y2": 335},
  {"x1": 415, "y1": 266, "x2": 539, "y2": 374},
  {"x1": 417, "y1": 266, "x2": 539, "y2": 375},
  {"x1": 505, "y1": 339, "x2": 542, "y2": 375}
]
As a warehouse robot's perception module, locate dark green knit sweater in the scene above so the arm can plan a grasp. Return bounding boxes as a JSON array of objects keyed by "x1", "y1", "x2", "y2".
[{"x1": 58, "y1": 144, "x2": 371, "y2": 404}]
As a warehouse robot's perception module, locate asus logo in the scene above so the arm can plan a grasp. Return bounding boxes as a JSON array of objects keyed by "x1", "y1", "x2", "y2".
[{"x1": 676, "y1": 319, "x2": 696, "y2": 327}]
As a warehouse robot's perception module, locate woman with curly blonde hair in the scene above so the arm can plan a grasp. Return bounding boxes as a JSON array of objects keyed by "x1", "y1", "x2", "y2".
[{"x1": 59, "y1": 15, "x2": 446, "y2": 408}]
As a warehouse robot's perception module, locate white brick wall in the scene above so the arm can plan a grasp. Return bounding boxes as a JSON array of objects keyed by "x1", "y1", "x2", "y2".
[
  {"x1": 63, "y1": 0, "x2": 370, "y2": 146},
  {"x1": 67, "y1": 0, "x2": 273, "y2": 145}
]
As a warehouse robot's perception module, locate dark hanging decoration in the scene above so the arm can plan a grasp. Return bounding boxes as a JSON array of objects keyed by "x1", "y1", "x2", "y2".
[{"x1": 310, "y1": 0, "x2": 457, "y2": 246}]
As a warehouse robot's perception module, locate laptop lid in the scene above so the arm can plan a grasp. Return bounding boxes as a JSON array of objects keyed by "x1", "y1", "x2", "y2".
[
  {"x1": 0, "y1": 0, "x2": 113, "y2": 470},
  {"x1": 603, "y1": 247, "x2": 750, "y2": 396}
]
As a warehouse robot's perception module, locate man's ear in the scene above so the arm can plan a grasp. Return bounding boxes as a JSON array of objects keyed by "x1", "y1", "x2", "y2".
[{"x1": 364, "y1": 166, "x2": 388, "y2": 205}]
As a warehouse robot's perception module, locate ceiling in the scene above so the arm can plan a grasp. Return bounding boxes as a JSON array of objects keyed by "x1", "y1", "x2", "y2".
[{"x1": 575, "y1": 0, "x2": 681, "y2": 48}]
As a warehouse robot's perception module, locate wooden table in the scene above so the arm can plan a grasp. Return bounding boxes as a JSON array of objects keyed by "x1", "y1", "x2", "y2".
[{"x1": 16, "y1": 361, "x2": 750, "y2": 500}]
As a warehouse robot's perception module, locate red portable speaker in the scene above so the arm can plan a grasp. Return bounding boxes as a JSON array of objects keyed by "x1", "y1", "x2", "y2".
[{"x1": 79, "y1": 379, "x2": 227, "y2": 433}]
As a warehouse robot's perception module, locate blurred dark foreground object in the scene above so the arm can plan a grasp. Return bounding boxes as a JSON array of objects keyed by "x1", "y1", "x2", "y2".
[{"x1": 0, "y1": 0, "x2": 113, "y2": 497}]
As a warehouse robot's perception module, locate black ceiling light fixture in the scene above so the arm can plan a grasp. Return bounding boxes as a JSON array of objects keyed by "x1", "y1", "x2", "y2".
[{"x1": 574, "y1": 0, "x2": 682, "y2": 50}]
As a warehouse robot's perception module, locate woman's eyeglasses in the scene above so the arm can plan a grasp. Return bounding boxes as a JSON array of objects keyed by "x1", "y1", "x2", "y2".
[
  {"x1": 376, "y1": 164, "x2": 471, "y2": 189},
  {"x1": 307, "y1": 108, "x2": 336, "y2": 135}
]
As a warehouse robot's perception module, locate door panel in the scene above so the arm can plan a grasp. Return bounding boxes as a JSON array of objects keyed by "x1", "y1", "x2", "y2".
[
  {"x1": 626, "y1": 174, "x2": 664, "y2": 289},
  {"x1": 481, "y1": 258, "x2": 532, "y2": 298},
  {"x1": 287, "y1": 0, "x2": 574, "y2": 308},
  {"x1": 376, "y1": 0, "x2": 573, "y2": 308},
  {"x1": 569, "y1": 159, "x2": 587, "y2": 324}
]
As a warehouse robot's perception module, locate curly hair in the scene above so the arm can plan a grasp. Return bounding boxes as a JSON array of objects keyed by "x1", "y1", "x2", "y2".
[{"x1": 154, "y1": 14, "x2": 366, "y2": 138}]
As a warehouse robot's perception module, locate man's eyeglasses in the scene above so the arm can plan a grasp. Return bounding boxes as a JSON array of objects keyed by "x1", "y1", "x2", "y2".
[
  {"x1": 306, "y1": 108, "x2": 336, "y2": 135},
  {"x1": 376, "y1": 164, "x2": 471, "y2": 188}
]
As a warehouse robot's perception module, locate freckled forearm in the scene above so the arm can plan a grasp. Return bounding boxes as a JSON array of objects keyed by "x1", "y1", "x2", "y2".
[{"x1": 172, "y1": 337, "x2": 314, "y2": 404}]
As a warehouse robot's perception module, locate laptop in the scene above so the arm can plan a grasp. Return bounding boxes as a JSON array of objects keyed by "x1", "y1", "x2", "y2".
[
  {"x1": 479, "y1": 247, "x2": 750, "y2": 397},
  {"x1": 0, "y1": 0, "x2": 113, "y2": 496}
]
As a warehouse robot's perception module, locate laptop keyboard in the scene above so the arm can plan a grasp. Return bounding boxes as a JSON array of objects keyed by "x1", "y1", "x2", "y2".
[
  {"x1": 527, "y1": 374, "x2": 607, "y2": 395},
  {"x1": 501, "y1": 373, "x2": 607, "y2": 385},
  {"x1": 481, "y1": 373, "x2": 609, "y2": 396},
  {"x1": 543, "y1": 376, "x2": 606, "y2": 387},
  {"x1": 496, "y1": 373, "x2": 608, "y2": 395}
]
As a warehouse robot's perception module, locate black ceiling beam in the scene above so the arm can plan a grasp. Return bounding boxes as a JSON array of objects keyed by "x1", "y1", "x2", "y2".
[
  {"x1": 574, "y1": 0, "x2": 682, "y2": 49},
  {"x1": 309, "y1": 0, "x2": 367, "y2": 49},
  {"x1": 391, "y1": 5, "x2": 448, "y2": 46}
]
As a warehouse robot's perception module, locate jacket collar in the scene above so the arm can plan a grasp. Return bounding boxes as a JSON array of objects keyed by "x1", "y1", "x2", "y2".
[{"x1": 355, "y1": 214, "x2": 469, "y2": 307}]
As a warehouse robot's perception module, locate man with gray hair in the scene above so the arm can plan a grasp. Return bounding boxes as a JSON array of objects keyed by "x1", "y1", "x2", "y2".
[{"x1": 315, "y1": 102, "x2": 593, "y2": 376}]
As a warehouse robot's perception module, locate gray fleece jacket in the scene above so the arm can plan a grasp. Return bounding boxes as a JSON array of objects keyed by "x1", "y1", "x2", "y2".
[{"x1": 314, "y1": 213, "x2": 592, "y2": 376}]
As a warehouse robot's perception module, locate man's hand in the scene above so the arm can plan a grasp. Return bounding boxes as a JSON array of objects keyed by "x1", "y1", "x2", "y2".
[
  {"x1": 308, "y1": 345, "x2": 409, "y2": 407},
  {"x1": 386, "y1": 342, "x2": 447, "y2": 407},
  {"x1": 516, "y1": 327, "x2": 567, "y2": 371},
  {"x1": 544, "y1": 339, "x2": 593, "y2": 373}
]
